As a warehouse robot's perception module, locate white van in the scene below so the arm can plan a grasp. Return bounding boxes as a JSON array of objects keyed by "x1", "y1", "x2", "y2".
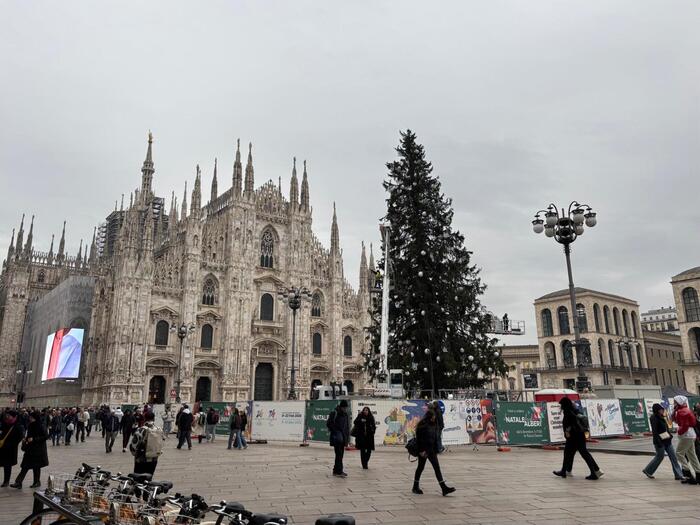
[{"x1": 311, "y1": 385, "x2": 348, "y2": 400}]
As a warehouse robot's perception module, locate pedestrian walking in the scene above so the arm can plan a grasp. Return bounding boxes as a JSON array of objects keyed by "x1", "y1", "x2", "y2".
[
  {"x1": 227, "y1": 408, "x2": 241, "y2": 450},
  {"x1": 176, "y1": 406, "x2": 193, "y2": 450},
  {"x1": 104, "y1": 409, "x2": 120, "y2": 453},
  {"x1": 412, "y1": 408, "x2": 455, "y2": 495},
  {"x1": 237, "y1": 409, "x2": 248, "y2": 450},
  {"x1": 352, "y1": 407, "x2": 376, "y2": 469},
  {"x1": 49, "y1": 410, "x2": 61, "y2": 446},
  {"x1": 86, "y1": 407, "x2": 95, "y2": 437},
  {"x1": 121, "y1": 409, "x2": 135, "y2": 453},
  {"x1": 76, "y1": 407, "x2": 88, "y2": 442},
  {"x1": 11, "y1": 411, "x2": 49, "y2": 489},
  {"x1": 671, "y1": 395, "x2": 700, "y2": 484},
  {"x1": 130, "y1": 411, "x2": 165, "y2": 475},
  {"x1": 0, "y1": 410, "x2": 25, "y2": 487},
  {"x1": 642, "y1": 403, "x2": 685, "y2": 480},
  {"x1": 192, "y1": 411, "x2": 206, "y2": 444},
  {"x1": 553, "y1": 397, "x2": 603, "y2": 480},
  {"x1": 205, "y1": 407, "x2": 219, "y2": 442},
  {"x1": 63, "y1": 409, "x2": 76, "y2": 446},
  {"x1": 432, "y1": 400, "x2": 445, "y2": 453},
  {"x1": 326, "y1": 400, "x2": 350, "y2": 477},
  {"x1": 162, "y1": 406, "x2": 174, "y2": 437}
]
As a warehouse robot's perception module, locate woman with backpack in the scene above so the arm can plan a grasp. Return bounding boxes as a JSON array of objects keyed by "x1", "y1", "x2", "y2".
[
  {"x1": 553, "y1": 397, "x2": 603, "y2": 480},
  {"x1": 352, "y1": 407, "x2": 376, "y2": 469},
  {"x1": 412, "y1": 409, "x2": 455, "y2": 496},
  {"x1": 642, "y1": 403, "x2": 685, "y2": 480},
  {"x1": 131, "y1": 411, "x2": 165, "y2": 475}
]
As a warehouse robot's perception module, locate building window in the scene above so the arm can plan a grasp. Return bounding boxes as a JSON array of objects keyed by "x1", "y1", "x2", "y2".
[
  {"x1": 593, "y1": 304, "x2": 601, "y2": 333},
  {"x1": 202, "y1": 277, "x2": 217, "y2": 305},
  {"x1": 598, "y1": 339, "x2": 604, "y2": 365},
  {"x1": 636, "y1": 345, "x2": 643, "y2": 369},
  {"x1": 577, "y1": 304, "x2": 588, "y2": 333},
  {"x1": 541, "y1": 309, "x2": 553, "y2": 337},
  {"x1": 619, "y1": 344, "x2": 625, "y2": 367},
  {"x1": 675, "y1": 370, "x2": 680, "y2": 385},
  {"x1": 544, "y1": 342, "x2": 556, "y2": 368},
  {"x1": 558, "y1": 306, "x2": 570, "y2": 335},
  {"x1": 311, "y1": 293, "x2": 323, "y2": 317},
  {"x1": 622, "y1": 309, "x2": 630, "y2": 337},
  {"x1": 613, "y1": 308, "x2": 621, "y2": 335},
  {"x1": 562, "y1": 340, "x2": 574, "y2": 368},
  {"x1": 682, "y1": 287, "x2": 700, "y2": 322},
  {"x1": 343, "y1": 335, "x2": 352, "y2": 357},
  {"x1": 260, "y1": 230, "x2": 274, "y2": 268},
  {"x1": 155, "y1": 320, "x2": 169, "y2": 346},
  {"x1": 508, "y1": 377, "x2": 516, "y2": 390},
  {"x1": 260, "y1": 293, "x2": 274, "y2": 321},
  {"x1": 201, "y1": 323, "x2": 213, "y2": 349},
  {"x1": 631, "y1": 311, "x2": 639, "y2": 338},
  {"x1": 312, "y1": 333, "x2": 322, "y2": 355},
  {"x1": 603, "y1": 306, "x2": 611, "y2": 334},
  {"x1": 608, "y1": 340, "x2": 615, "y2": 366}
]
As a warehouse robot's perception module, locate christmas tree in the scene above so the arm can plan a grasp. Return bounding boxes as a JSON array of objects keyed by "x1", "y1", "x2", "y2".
[{"x1": 364, "y1": 130, "x2": 508, "y2": 395}]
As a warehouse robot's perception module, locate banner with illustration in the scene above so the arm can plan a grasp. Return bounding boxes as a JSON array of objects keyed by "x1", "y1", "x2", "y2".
[
  {"x1": 354, "y1": 399, "x2": 428, "y2": 446},
  {"x1": 462, "y1": 398, "x2": 496, "y2": 444},
  {"x1": 580, "y1": 399, "x2": 624, "y2": 437},
  {"x1": 304, "y1": 400, "x2": 337, "y2": 443},
  {"x1": 434, "y1": 400, "x2": 469, "y2": 446},
  {"x1": 199, "y1": 401, "x2": 252, "y2": 436},
  {"x1": 251, "y1": 401, "x2": 305, "y2": 442},
  {"x1": 546, "y1": 402, "x2": 565, "y2": 443},
  {"x1": 619, "y1": 399, "x2": 650, "y2": 434},
  {"x1": 495, "y1": 402, "x2": 549, "y2": 445}
]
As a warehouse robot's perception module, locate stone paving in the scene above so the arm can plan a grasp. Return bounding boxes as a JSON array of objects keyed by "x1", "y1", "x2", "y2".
[{"x1": 2, "y1": 433, "x2": 700, "y2": 524}]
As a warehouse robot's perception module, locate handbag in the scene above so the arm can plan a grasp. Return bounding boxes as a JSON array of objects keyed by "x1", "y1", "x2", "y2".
[
  {"x1": 659, "y1": 431, "x2": 671, "y2": 441},
  {"x1": 67, "y1": 423, "x2": 75, "y2": 432},
  {"x1": 350, "y1": 425, "x2": 358, "y2": 438},
  {"x1": 0, "y1": 426, "x2": 13, "y2": 449}
]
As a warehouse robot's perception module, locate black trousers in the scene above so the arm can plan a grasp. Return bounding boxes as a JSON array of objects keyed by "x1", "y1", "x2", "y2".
[
  {"x1": 177, "y1": 431, "x2": 192, "y2": 449},
  {"x1": 122, "y1": 429, "x2": 132, "y2": 450},
  {"x1": 414, "y1": 452, "x2": 444, "y2": 483},
  {"x1": 15, "y1": 467, "x2": 41, "y2": 485},
  {"x1": 133, "y1": 460, "x2": 158, "y2": 475},
  {"x1": 3, "y1": 465, "x2": 12, "y2": 484},
  {"x1": 562, "y1": 437, "x2": 599, "y2": 474},
  {"x1": 333, "y1": 442, "x2": 345, "y2": 474},
  {"x1": 77, "y1": 422, "x2": 86, "y2": 442},
  {"x1": 360, "y1": 449, "x2": 372, "y2": 467}
]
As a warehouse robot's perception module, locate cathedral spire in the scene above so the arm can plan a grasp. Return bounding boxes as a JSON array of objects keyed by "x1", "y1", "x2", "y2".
[
  {"x1": 232, "y1": 139, "x2": 242, "y2": 198},
  {"x1": 15, "y1": 214, "x2": 25, "y2": 258},
  {"x1": 210, "y1": 158, "x2": 218, "y2": 202},
  {"x1": 23, "y1": 215, "x2": 34, "y2": 258},
  {"x1": 89, "y1": 227, "x2": 97, "y2": 264},
  {"x1": 369, "y1": 242, "x2": 375, "y2": 272},
  {"x1": 6, "y1": 228, "x2": 15, "y2": 263},
  {"x1": 244, "y1": 142, "x2": 255, "y2": 199},
  {"x1": 359, "y1": 241, "x2": 368, "y2": 292},
  {"x1": 57, "y1": 221, "x2": 66, "y2": 262},
  {"x1": 47, "y1": 234, "x2": 54, "y2": 263},
  {"x1": 140, "y1": 131, "x2": 155, "y2": 200},
  {"x1": 76, "y1": 239, "x2": 83, "y2": 267},
  {"x1": 181, "y1": 181, "x2": 188, "y2": 219},
  {"x1": 300, "y1": 160, "x2": 310, "y2": 212},
  {"x1": 289, "y1": 157, "x2": 299, "y2": 208},
  {"x1": 330, "y1": 202, "x2": 340, "y2": 255},
  {"x1": 120, "y1": 194, "x2": 124, "y2": 212},
  {"x1": 169, "y1": 191, "x2": 178, "y2": 228},
  {"x1": 191, "y1": 165, "x2": 202, "y2": 216}
]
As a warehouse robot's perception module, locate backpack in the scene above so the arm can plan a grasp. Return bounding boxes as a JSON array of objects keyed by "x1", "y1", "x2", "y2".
[
  {"x1": 129, "y1": 427, "x2": 146, "y2": 457},
  {"x1": 575, "y1": 413, "x2": 590, "y2": 434},
  {"x1": 144, "y1": 426, "x2": 165, "y2": 459},
  {"x1": 211, "y1": 412, "x2": 220, "y2": 424}
]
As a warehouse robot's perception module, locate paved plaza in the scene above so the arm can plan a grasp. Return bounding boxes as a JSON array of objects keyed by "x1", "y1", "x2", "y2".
[{"x1": 2, "y1": 434, "x2": 700, "y2": 525}]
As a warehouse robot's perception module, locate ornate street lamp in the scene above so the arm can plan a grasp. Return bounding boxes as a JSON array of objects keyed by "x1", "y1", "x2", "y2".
[
  {"x1": 278, "y1": 286, "x2": 312, "y2": 400},
  {"x1": 170, "y1": 322, "x2": 195, "y2": 403},
  {"x1": 533, "y1": 201, "x2": 597, "y2": 391},
  {"x1": 616, "y1": 336, "x2": 636, "y2": 384},
  {"x1": 15, "y1": 362, "x2": 33, "y2": 407}
]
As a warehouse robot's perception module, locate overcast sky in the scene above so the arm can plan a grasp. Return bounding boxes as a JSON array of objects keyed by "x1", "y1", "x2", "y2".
[{"x1": 1, "y1": 1, "x2": 698, "y2": 344}]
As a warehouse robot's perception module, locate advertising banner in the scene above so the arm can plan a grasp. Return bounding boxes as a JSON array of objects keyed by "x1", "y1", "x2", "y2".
[
  {"x1": 304, "y1": 400, "x2": 337, "y2": 443},
  {"x1": 354, "y1": 399, "x2": 428, "y2": 446},
  {"x1": 42, "y1": 328, "x2": 84, "y2": 380},
  {"x1": 546, "y1": 402, "x2": 565, "y2": 443},
  {"x1": 462, "y1": 399, "x2": 496, "y2": 444},
  {"x1": 580, "y1": 399, "x2": 625, "y2": 437},
  {"x1": 495, "y1": 402, "x2": 549, "y2": 445},
  {"x1": 251, "y1": 401, "x2": 305, "y2": 442},
  {"x1": 619, "y1": 398, "x2": 650, "y2": 434},
  {"x1": 200, "y1": 401, "x2": 253, "y2": 436},
  {"x1": 645, "y1": 398, "x2": 674, "y2": 429},
  {"x1": 426, "y1": 400, "x2": 469, "y2": 446}
]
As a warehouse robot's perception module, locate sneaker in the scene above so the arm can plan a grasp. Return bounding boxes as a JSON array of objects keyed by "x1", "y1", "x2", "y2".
[
  {"x1": 642, "y1": 470, "x2": 654, "y2": 479},
  {"x1": 595, "y1": 471, "x2": 604, "y2": 479},
  {"x1": 585, "y1": 474, "x2": 599, "y2": 480}
]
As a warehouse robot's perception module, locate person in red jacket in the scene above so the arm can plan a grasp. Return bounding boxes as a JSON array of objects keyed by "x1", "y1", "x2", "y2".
[{"x1": 671, "y1": 396, "x2": 700, "y2": 484}]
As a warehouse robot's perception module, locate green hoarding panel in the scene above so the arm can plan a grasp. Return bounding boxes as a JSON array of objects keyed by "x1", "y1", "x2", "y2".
[
  {"x1": 200, "y1": 401, "x2": 252, "y2": 435},
  {"x1": 619, "y1": 398, "x2": 650, "y2": 434},
  {"x1": 304, "y1": 400, "x2": 337, "y2": 442},
  {"x1": 495, "y1": 401, "x2": 549, "y2": 445}
]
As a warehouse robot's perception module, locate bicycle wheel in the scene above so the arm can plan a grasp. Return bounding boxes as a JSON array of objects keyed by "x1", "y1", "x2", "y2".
[{"x1": 19, "y1": 509, "x2": 77, "y2": 525}]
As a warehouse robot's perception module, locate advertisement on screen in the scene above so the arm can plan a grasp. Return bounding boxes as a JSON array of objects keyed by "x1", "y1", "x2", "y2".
[{"x1": 41, "y1": 328, "x2": 84, "y2": 380}]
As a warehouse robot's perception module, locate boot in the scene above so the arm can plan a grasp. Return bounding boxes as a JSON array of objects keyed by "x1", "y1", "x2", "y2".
[
  {"x1": 439, "y1": 481, "x2": 456, "y2": 496},
  {"x1": 412, "y1": 481, "x2": 423, "y2": 495},
  {"x1": 553, "y1": 470, "x2": 567, "y2": 478}
]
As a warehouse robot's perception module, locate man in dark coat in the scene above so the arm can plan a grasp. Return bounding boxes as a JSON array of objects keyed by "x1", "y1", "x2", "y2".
[
  {"x1": 0, "y1": 410, "x2": 25, "y2": 487},
  {"x1": 104, "y1": 409, "x2": 120, "y2": 453},
  {"x1": 177, "y1": 406, "x2": 194, "y2": 450},
  {"x1": 11, "y1": 411, "x2": 48, "y2": 488},
  {"x1": 121, "y1": 409, "x2": 135, "y2": 453},
  {"x1": 326, "y1": 400, "x2": 350, "y2": 477}
]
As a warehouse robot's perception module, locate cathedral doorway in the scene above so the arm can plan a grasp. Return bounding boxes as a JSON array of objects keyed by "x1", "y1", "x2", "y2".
[
  {"x1": 254, "y1": 363, "x2": 274, "y2": 400},
  {"x1": 343, "y1": 380, "x2": 354, "y2": 394},
  {"x1": 148, "y1": 375, "x2": 166, "y2": 404},
  {"x1": 195, "y1": 376, "x2": 212, "y2": 402}
]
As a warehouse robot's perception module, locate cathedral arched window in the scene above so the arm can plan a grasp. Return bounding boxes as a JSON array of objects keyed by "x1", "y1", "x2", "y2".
[
  {"x1": 155, "y1": 320, "x2": 170, "y2": 346},
  {"x1": 260, "y1": 230, "x2": 274, "y2": 268},
  {"x1": 343, "y1": 335, "x2": 352, "y2": 357},
  {"x1": 201, "y1": 323, "x2": 213, "y2": 349},
  {"x1": 313, "y1": 333, "x2": 322, "y2": 355},
  {"x1": 260, "y1": 293, "x2": 274, "y2": 321},
  {"x1": 311, "y1": 293, "x2": 323, "y2": 317},
  {"x1": 202, "y1": 277, "x2": 217, "y2": 306}
]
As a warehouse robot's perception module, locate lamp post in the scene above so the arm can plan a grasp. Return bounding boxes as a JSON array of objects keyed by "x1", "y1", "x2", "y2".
[
  {"x1": 616, "y1": 337, "x2": 635, "y2": 384},
  {"x1": 15, "y1": 361, "x2": 33, "y2": 408},
  {"x1": 533, "y1": 202, "x2": 597, "y2": 391},
  {"x1": 171, "y1": 322, "x2": 195, "y2": 403},
  {"x1": 278, "y1": 286, "x2": 312, "y2": 400}
]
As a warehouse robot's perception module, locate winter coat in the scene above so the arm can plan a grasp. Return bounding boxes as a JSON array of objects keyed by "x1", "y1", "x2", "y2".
[
  {"x1": 352, "y1": 414, "x2": 376, "y2": 450},
  {"x1": 20, "y1": 421, "x2": 49, "y2": 469},
  {"x1": 121, "y1": 414, "x2": 135, "y2": 434},
  {"x1": 239, "y1": 413, "x2": 248, "y2": 432},
  {"x1": 229, "y1": 414, "x2": 242, "y2": 431},
  {"x1": 49, "y1": 415, "x2": 61, "y2": 432},
  {"x1": 0, "y1": 422, "x2": 25, "y2": 467},
  {"x1": 562, "y1": 408, "x2": 586, "y2": 442},
  {"x1": 650, "y1": 414, "x2": 673, "y2": 447},
  {"x1": 327, "y1": 408, "x2": 350, "y2": 447},
  {"x1": 673, "y1": 406, "x2": 697, "y2": 437},
  {"x1": 415, "y1": 421, "x2": 439, "y2": 455},
  {"x1": 104, "y1": 414, "x2": 120, "y2": 433},
  {"x1": 178, "y1": 412, "x2": 193, "y2": 432}
]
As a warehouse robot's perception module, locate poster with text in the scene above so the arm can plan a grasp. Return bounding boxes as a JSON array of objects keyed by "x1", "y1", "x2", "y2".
[
  {"x1": 461, "y1": 398, "x2": 496, "y2": 444},
  {"x1": 304, "y1": 400, "x2": 337, "y2": 443},
  {"x1": 619, "y1": 399, "x2": 650, "y2": 434},
  {"x1": 251, "y1": 401, "x2": 305, "y2": 441},
  {"x1": 199, "y1": 401, "x2": 252, "y2": 436},
  {"x1": 495, "y1": 402, "x2": 549, "y2": 445},
  {"x1": 435, "y1": 399, "x2": 469, "y2": 446},
  {"x1": 355, "y1": 399, "x2": 428, "y2": 446},
  {"x1": 581, "y1": 399, "x2": 624, "y2": 437},
  {"x1": 547, "y1": 402, "x2": 565, "y2": 443}
]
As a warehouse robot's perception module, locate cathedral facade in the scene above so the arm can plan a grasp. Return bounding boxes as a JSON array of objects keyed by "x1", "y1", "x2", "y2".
[{"x1": 0, "y1": 134, "x2": 373, "y2": 406}]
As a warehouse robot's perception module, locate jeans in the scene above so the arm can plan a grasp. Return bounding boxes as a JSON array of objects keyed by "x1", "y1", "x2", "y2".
[
  {"x1": 177, "y1": 431, "x2": 192, "y2": 449},
  {"x1": 50, "y1": 429, "x2": 60, "y2": 446},
  {"x1": 77, "y1": 422, "x2": 86, "y2": 442},
  {"x1": 65, "y1": 429, "x2": 73, "y2": 445},
  {"x1": 163, "y1": 421, "x2": 172, "y2": 436},
  {"x1": 676, "y1": 437, "x2": 700, "y2": 477},
  {"x1": 105, "y1": 431, "x2": 117, "y2": 452},
  {"x1": 562, "y1": 437, "x2": 599, "y2": 474},
  {"x1": 414, "y1": 452, "x2": 444, "y2": 483},
  {"x1": 228, "y1": 430, "x2": 239, "y2": 449},
  {"x1": 86, "y1": 423, "x2": 92, "y2": 437},
  {"x1": 236, "y1": 431, "x2": 248, "y2": 449},
  {"x1": 205, "y1": 424, "x2": 216, "y2": 442},
  {"x1": 333, "y1": 441, "x2": 345, "y2": 474},
  {"x1": 643, "y1": 440, "x2": 684, "y2": 479}
]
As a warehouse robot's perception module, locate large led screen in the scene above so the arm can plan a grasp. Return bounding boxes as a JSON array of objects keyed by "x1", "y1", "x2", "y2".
[{"x1": 41, "y1": 328, "x2": 84, "y2": 381}]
